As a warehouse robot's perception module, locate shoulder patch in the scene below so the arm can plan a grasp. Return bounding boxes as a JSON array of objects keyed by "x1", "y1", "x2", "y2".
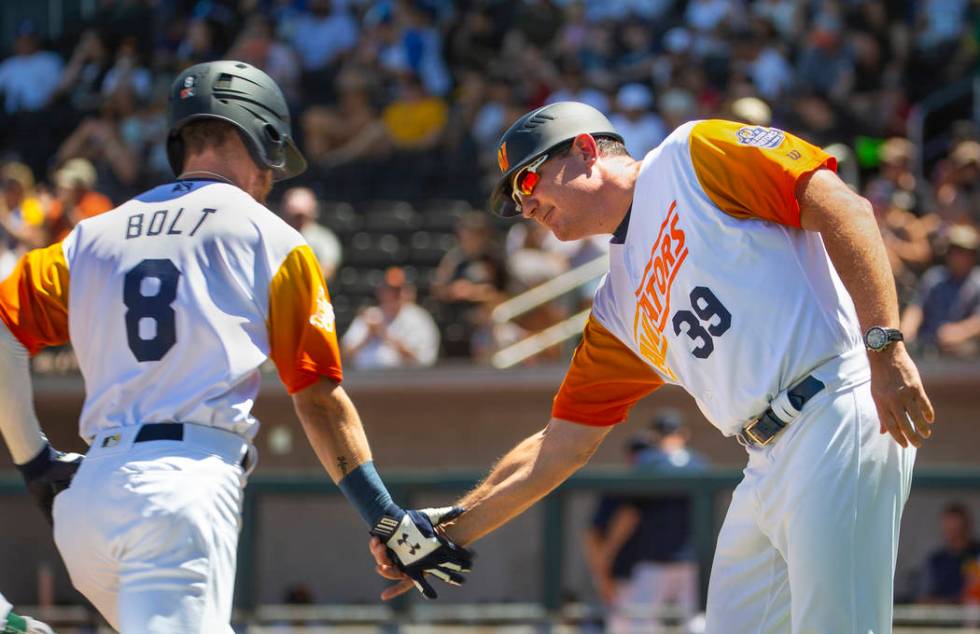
[
  {"x1": 309, "y1": 286, "x2": 335, "y2": 333},
  {"x1": 735, "y1": 126, "x2": 785, "y2": 149}
]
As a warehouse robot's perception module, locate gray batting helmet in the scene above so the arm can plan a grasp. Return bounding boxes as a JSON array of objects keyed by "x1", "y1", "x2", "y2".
[
  {"x1": 489, "y1": 101, "x2": 623, "y2": 218},
  {"x1": 167, "y1": 60, "x2": 307, "y2": 181}
]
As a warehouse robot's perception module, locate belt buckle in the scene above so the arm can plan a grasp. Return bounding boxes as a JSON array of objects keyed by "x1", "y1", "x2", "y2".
[{"x1": 742, "y1": 417, "x2": 775, "y2": 447}]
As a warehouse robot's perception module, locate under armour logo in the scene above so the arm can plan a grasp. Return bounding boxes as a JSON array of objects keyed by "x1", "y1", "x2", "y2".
[{"x1": 397, "y1": 533, "x2": 421, "y2": 555}]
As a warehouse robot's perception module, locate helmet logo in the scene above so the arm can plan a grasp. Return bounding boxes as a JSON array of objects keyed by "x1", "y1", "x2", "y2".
[
  {"x1": 179, "y1": 75, "x2": 196, "y2": 99},
  {"x1": 497, "y1": 142, "x2": 509, "y2": 172}
]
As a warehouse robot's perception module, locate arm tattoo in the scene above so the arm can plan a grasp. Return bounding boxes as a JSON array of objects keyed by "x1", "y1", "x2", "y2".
[{"x1": 337, "y1": 455, "x2": 349, "y2": 477}]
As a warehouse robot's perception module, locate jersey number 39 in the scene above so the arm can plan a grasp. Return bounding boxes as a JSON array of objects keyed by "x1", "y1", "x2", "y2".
[
  {"x1": 672, "y1": 286, "x2": 731, "y2": 359},
  {"x1": 123, "y1": 259, "x2": 180, "y2": 362}
]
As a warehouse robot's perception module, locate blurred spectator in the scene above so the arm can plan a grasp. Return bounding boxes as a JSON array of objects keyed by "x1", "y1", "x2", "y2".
[
  {"x1": 381, "y1": 72, "x2": 447, "y2": 151},
  {"x1": 728, "y1": 96, "x2": 772, "y2": 127},
  {"x1": 227, "y1": 14, "x2": 301, "y2": 104},
  {"x1": 657, "y1": 88, "x2": 697, "y2": 131},
  {"x1": 609, "y1": 84, "x2": 666, "y2": 159},
  {"x1": 795, "y1": 20, "x2": 854, "y2": 103},
  {"x1": 584, "y1": 411, "x2": 708, "y2": 633},
  {"x1": 0, "y1": 20, "x2": 63, "y2": 115},
  {"x1": 280, "y1": 187, "x2": 342, "y2": 281},
  {"x1": 431, "y1": 212, "x2": 508, "y2": 358},
  {"x1": 0, "y1": 162, "x2": 46, "y2": 257},
  {"x1": 864, "y1": 138, "x2": 924, "y2": 214},
  {"x1": 341, "y1": 266, "x2": 440, "y2": 369},
  {"x1": 52, "y1": 29, "x2": 111, "y2": 116},
  {"x1": 285, "y1": 0, "x2": 358, "y2": 102},
  {"x1": 505, "y1": 221, "x2": 570, "y2": 290},
  {"x1": 176, "y1": 18, "x2": 224, "y2": 68},
  {"x1": 101, "y1": 36, "x2": 153, "y2": 104},
  {"x1": 545, "y1": 60, "x2": 609, "y2": 113},
  {"x1": 56, "y1": 89, "x2": 141, "y2": 201},
  {"x1": 917, "y1": 503, "x2": 980, "y2": 604},
  {"x1": 301, "y1": 69, "x2": 386, "y2": 165},
  {"x1": 901, "y1": 225, "x2": 980, "y2": 358},
  {"x1": 44, "y1": 158, "x2": 114, "y2": 244},
  {"x1": 382, "y1": 0, "x2": 452, "y2": 97},
  {"x1": 934, "y1": 141, "x2": 980, "y2": 225}
]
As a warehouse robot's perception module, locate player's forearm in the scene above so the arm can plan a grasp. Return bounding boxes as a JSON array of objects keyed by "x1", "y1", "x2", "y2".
[
  {"x1": 0, "y1": 320, "x2": 46, "y2": 464},
  {"x1": 447, "y1": 419, "x2": 610, "y2": 546},
  {"x1": 291, "y1": 378, "x2": 373, "y2": 483},
  {"x1": 799, "y1": 169, "x2": 900, "y2": 331}
]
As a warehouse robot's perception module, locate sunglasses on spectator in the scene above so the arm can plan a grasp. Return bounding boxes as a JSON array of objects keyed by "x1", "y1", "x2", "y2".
[{"x1": 510, "y1": 153, "x2": 550, "y2": 208}]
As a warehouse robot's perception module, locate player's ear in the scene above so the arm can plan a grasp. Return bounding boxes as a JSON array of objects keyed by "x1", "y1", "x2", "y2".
[{"x1": 569, "y1": 134, "x2": 599, "y2": 168}]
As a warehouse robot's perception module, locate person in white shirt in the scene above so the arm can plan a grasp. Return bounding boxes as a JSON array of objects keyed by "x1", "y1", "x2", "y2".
[
  {"x1": 342, "y1": 267, "x2": 440, "y2": 369},
  {"x1": 609, "y1": 83, "x2": 666, "y2": 159},
  {"x1": 280, "y1": 186, "x2": 342, "y2": 281}
]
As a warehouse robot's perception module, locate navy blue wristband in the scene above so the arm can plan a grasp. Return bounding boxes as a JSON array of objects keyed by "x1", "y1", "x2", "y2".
[
  {"x1": 337, "y1": 461, "x2": 403, "y2": 528},
  {"x1": 15, "y1": 443, "x2": 53, "y2": 481}
]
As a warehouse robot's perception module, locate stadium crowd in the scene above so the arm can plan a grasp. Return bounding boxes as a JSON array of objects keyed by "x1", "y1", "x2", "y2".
[{"x1": 0, "y1": 0, "x2": 977, "y2": 365}]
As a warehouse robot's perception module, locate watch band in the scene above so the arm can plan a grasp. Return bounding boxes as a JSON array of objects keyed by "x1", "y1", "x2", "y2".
[{"x1": 864, "y1": 326, "x2": 904, "y2": 351}]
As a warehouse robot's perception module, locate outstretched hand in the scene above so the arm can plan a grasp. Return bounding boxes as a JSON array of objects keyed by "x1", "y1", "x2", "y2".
[{"x1": 369, "y1": 506, "x2": 473, "y2": 600}]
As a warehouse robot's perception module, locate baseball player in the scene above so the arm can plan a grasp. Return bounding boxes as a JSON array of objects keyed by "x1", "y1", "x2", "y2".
[
  {"x1": 0, "y1": 593, "x2": 53, "y2": 634},
  {"x1": 373, "y1": 102, "x2": 934, "y2": 633},
  {"x1": 0, "y1": 61, "x2": 470, "y2": 633}
]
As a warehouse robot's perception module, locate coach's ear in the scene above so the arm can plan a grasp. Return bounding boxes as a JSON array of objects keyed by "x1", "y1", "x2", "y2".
[{"x1": 569, "y1": 133, "x2": 599, "y2": 171}]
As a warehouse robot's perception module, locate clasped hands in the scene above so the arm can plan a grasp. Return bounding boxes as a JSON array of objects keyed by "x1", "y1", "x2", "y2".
[{"x1": 368, "y1": 506, "x2": 473, "y2": 600}]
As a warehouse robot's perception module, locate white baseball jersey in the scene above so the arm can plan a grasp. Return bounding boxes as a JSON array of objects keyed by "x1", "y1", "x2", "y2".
[
  {"x1": 0, "y1": 178, "x2": 342, "y2": 443},
  {"x1": 552, "y1": 120, "x2": 870, "y2": 435}
]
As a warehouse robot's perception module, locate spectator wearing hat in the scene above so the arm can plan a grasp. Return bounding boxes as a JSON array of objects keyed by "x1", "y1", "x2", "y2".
[
  {"x1": 44, "y1": 158, "x2": 114, "y2": 244},
  {"x1": 901, "y1": 225, "x2": 980, "y2": 358},
  {"x1": 341, "y1": 267, "x2": 440, "y2": 370},
  {"x1": 584, "y1": 410, "x2": 708, "y2": 633},
  {"x1": 609, "y1": 83, "x2": 666, "y2": 159},
  {"x1": 935, "y1": 140, "x2": 980, "y2": 225},
  {"x1": 0, "y1": 162, "x2": 46, "y2": 262},
  {"x1": 280, "y1": 187, "x2": 342, "y2": 281}
]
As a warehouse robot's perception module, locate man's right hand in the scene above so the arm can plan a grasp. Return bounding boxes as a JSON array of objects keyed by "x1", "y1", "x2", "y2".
[
  {"x1": 16, "y1": 443, "x2": 83, "y2": 525},
  {"x1": 868, "y1": 345, "x2": 934, "y2": 448},
  {"x1": 370, "y1": 506, "x2": 473, "y2": 600}
]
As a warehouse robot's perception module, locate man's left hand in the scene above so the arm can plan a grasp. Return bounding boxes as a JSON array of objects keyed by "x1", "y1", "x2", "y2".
[
  {"x1": 16, "y1": 443, "x2": 83, "y2": 525},
  {"x1": 868, "y1": 345, "x2": 934, "y2": 448}
]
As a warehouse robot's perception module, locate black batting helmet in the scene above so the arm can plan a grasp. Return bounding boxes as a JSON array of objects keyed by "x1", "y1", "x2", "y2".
[
  {"x1": 167, "y1": 60, "x2": 307, "y2": 181},
  {"x1": 489, "y1": 101, "x2": 623, "y2": 218}
]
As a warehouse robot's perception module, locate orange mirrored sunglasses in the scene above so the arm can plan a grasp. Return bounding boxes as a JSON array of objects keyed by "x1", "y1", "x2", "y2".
[{"x1": 510, "y1": 153, "x2": 550, "y2": 209}]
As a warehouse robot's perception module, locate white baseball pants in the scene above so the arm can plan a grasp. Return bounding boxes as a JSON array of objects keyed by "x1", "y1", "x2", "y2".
[
  {"x1": 52, "y1": 424, "x2": 250, "y2": 633},
  {"x1": 0, "y1": 591, "x2": 11, "y2": 621},
  {"x1": 705, "y1": 381, "x2": 915, "y2": 634}
]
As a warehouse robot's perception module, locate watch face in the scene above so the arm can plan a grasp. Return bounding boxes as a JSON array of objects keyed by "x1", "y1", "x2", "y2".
[{"x1": 867, "y1": 327, "x2": 886, "y2": 350}]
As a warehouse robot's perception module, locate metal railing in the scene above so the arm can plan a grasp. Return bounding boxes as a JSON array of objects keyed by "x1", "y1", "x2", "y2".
[
  {"x1": 490, "y1": 255, "x2": 607, "y2": 368},
  {"x1": 4, "y1": 467, "x2": 980, "y2": 627}
]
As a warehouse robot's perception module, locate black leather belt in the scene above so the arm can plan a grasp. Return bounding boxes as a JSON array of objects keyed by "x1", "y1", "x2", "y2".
[
  {"x1": 135, "y1": 422, "x2": 184, "y2": 443},
  {"x1": 738, "y1": 375, "x2": 825, "y2": 447},
  {"x1": 134, "y1": 423, "x2": 250, "y2": 469}
]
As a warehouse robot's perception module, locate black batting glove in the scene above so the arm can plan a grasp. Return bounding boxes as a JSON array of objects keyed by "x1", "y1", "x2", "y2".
[
  {"x1": 371, "y1": 506, "x2": 474, "y2": 599},
  {"x1": 16, "y1": 443, "x2": 83, "y2": 525}
]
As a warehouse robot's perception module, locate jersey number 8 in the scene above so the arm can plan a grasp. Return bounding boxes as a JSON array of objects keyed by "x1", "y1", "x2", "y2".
[{"x1": 123, "y1": 259, "x2": 181, "y2": 362}]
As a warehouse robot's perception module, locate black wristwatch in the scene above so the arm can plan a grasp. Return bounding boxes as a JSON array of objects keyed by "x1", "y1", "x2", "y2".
[{"x1": 864, "y1": 326, "x2": 903, "y2": 352}]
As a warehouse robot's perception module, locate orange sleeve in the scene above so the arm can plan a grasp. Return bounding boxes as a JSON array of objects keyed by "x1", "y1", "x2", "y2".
[
  {"x1": 267, "y1": 245, "x2": 343, "y2": 394},
  {"x1": 552, "y1": 315, "x2": 664, "y2": 426},
  {"x1": 689, "y1": 120, "x2": 837, "y2": 227},
  {"x1": 0, "y1": 242, "x2": 71, "y2": 355}
]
